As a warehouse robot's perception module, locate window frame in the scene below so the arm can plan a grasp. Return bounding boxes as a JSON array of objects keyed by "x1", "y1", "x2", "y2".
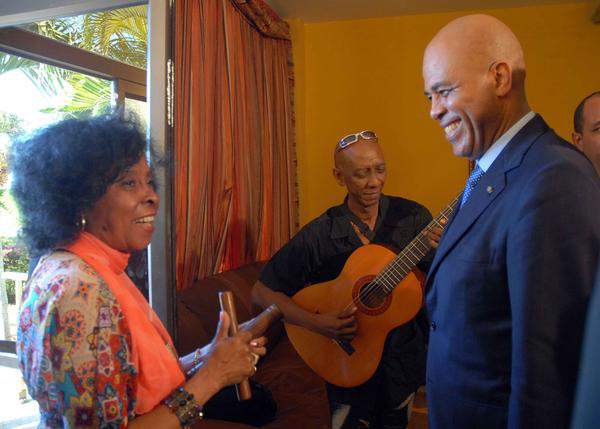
[
  {"x1": 0, "y1": 26, "x2": 146, "y2": 96},
  {"x1": 0, "y1": 1, "x2": 176, "y2": 347}
]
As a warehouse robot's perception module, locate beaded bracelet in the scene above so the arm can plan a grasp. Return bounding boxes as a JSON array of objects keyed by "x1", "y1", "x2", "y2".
[{"x1": 162, "y1": 386, "x2": 203, "y2": 427}]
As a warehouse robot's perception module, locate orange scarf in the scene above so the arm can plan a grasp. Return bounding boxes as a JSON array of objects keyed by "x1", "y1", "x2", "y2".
[{"x1": 66, "y1": 232, "x2": 185, "y2": 414}]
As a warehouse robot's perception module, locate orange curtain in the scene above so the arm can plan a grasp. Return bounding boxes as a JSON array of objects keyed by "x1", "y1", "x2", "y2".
[{"x1": 173, "y1": 0, "x2": 298, "y2": 289}]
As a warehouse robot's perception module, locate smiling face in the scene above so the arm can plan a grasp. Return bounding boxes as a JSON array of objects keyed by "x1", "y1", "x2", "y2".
[
  {"x1": 333, "y1": 139, "x2": 386, "y2": 211},
  {"x1": 422, "y1": 15, "x2": 528, "y2": 161},
  {"x1": 85, "y1": 157, "x2": 159, "y2": 253},
  {"x1": 423, "y1": 44, "x2": 500, "y2": 160},
  {"x1": 573, "y1": 94, "x2": 600, "y2": 176}
]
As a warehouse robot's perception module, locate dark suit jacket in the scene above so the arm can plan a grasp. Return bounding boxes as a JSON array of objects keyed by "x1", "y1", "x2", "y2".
[
  {"x1": 570, "y1": 262, "x2": 600, "y2": 429},
  {"x1": 425, "y1": 115, "x2": 600, "y2": 429}
]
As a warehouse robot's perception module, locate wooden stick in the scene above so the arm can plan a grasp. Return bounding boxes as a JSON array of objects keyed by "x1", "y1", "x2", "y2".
[
  {"x1": 238, "y1": 304, "x2": 282, "y2": 337},
  {"x1": 218, "y1": 291, "x2": 252, "y2": 400}
]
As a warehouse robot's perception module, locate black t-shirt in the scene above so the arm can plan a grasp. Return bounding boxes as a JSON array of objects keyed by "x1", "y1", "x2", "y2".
[{"x1": 260, "y1": 195, "x2": 433, "y2": 409}]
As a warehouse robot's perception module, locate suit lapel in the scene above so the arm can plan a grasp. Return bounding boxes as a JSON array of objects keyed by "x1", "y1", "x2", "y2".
[
  {"x1": 427, "y1": 168, "x2": 506, "y2": 279},
  {"x1": 426, "y1": 115, "x2": 550, "y2": 284}
]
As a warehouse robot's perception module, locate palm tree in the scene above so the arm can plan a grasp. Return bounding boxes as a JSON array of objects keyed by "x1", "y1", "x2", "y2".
[
  {"x1": 80, "y1": 6, "x2": 147, "y2": 69},
  {"x1": 0, "y1": 6, "x2": 147, "y2": 118}
]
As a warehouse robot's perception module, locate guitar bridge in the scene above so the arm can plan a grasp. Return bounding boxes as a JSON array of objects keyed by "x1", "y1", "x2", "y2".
[{"x1": 334, "y1": 339, "x2": 355, "y2": 356}]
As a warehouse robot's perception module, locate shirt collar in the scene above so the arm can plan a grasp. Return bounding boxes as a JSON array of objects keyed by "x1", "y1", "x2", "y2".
[
  {"x1": 330, "y1": 194, "x2": 389, "y2": 239},
  {"x1": 477, "y1": 111, "x2": 535, "y2": 172}
]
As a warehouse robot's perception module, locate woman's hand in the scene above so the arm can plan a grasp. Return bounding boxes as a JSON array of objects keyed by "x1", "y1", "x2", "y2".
[
  {"x1": 183, "y1": 316, "x2": 268, "y2": 375},
  {"x1": 188, "y1": 311, "x2": 256, "y2": 394}
]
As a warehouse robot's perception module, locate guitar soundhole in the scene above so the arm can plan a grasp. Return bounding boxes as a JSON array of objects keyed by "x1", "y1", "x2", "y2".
[
  {"x1": 359, "y1": 282, "x2": 387, "y2": 309},
  {"x1": 353, "y1": 275, "x2": 392, "y2": 316}
]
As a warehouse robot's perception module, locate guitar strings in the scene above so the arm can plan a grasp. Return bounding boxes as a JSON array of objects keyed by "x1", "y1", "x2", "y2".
[
  {"x1": 345, "y1": 214, "x2": 447, "y2": 311},
  {"x1": 354, "y1": 197, "x2": 458, "y2": 307},
  {"x1": 347, "y1": 194, "x2": 459, "y2": 310},
  {"x1": 341, "y1": 194, "x2": 461, "y2": 314},
  {"x1": 345, "y1": 222, "x2": 437, "y2": 310},
  {"x1": 355, "y1": 211, "x2": 450, "y2": 306},
  {"x1": 343, "y1": 225, "x2": 430, "y2": 310}
]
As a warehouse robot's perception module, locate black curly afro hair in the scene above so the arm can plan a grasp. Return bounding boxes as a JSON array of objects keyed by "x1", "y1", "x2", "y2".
[{"x1": 9, "y1": 113, "x2": 148, "y2": 256}]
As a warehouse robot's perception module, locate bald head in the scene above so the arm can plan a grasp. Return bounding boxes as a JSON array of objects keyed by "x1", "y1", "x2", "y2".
[
  {"x1": 334, "y1": 137, "x2": 382, "y2": 168},
  {"x1": 572, "y1": 92, "x2": 600, "y2": 176},
  {"x1": 423, "y1": 15, "x2": 530, "y2": 159},
  {"x1": 333, "y1": 137, "x2": 387, "y2": 210},
  {"x1": 425, "y1": 15, "x2": 526, "y2": 91}
]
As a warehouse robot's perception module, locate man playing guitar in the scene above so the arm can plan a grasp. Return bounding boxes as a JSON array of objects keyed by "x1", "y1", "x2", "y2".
[{"x1": 252, "y1": 131, "x2": 442, "y2": 429}]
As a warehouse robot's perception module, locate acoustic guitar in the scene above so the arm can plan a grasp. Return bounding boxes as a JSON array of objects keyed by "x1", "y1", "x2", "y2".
[{"x1": 284, "y1": 195, "x2": 460, "y2": 387}]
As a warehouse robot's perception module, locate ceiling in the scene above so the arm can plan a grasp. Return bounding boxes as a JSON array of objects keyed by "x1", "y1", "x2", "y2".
[
  {"x1": 264, "y1": 0, "x2": 585, "y2": 22},
  {"x1": 0, "y1": 0, "x2": 146, "y2": 28}
]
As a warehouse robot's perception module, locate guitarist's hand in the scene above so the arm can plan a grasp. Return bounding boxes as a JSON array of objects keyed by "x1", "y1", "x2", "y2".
[
  {"x1": 311, "y1": 306, "x2": 358, "y2": 341},
  {"x1": 425, "y1": 218, "x2": 446, "y2": 248}
]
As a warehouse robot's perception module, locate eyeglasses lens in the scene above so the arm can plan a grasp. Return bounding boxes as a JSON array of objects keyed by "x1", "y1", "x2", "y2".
[{"x1": 339, "y1": 135, "x2": 358, "y2": 148}]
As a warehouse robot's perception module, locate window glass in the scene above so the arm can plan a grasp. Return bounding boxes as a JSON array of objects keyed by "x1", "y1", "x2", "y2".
[
  {"x1": 0, "y1": 6, "x2": 148, "y2": 424},
  {"x1": 0, "y1": 52, "x2": 113, "y2": 428},
  {"x1": 21, "y1": 5, "x2": 147, "y2": 69}
]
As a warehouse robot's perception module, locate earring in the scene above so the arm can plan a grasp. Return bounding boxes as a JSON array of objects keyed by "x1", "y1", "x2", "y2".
[{"x1": 80, "y1": 214, "x2": 87, "y2": 230}]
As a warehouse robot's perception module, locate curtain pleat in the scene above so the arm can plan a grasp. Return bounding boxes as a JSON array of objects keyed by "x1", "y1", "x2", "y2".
[{"x1": 173, "y1": 0, "x2": 297, "y2": 289}]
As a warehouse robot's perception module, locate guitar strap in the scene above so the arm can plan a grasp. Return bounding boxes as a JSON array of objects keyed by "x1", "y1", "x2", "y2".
[{"x1": 341, "y1": 194, "x2": 389, "y2": 242}]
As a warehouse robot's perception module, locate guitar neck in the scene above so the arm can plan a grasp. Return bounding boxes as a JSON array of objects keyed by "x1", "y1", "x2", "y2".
[{"x1": 376, "y1": 194, "x2": 461, "y2": 289}]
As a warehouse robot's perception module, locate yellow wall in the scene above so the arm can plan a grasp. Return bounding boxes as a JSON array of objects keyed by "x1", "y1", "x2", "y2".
[{"x1": 291, "y1": 2, "x2": 600, "y2": 225}]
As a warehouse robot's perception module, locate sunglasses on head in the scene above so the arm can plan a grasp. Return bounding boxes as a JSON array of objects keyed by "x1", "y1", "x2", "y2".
[{"x1": 337, "y1": 130, "x2": 378, "y2": 151}]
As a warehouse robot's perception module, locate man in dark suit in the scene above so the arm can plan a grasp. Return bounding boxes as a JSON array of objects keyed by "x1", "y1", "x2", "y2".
[
  {"x1": 571, "y1": 261, "x2": 600, "y2": 429},
  {"x1": 422, "y1": 14, "x2": 600, "y2": 429}
]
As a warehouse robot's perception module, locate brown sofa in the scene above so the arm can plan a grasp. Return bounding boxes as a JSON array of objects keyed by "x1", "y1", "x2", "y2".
[{"x1": 176, "y1": 262, "x2": 331, "y2": 429}]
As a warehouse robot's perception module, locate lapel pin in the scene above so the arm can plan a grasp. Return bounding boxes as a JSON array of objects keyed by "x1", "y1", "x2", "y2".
[{"x1": 486, "y1": 185, "x2": 494, "y2": 194}]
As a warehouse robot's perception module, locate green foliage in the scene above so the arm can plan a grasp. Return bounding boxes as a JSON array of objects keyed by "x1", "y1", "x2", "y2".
[
  {"x1": 24, "y1": 5, "x2": 148, "y2": 69},
  {"x1": 1, "y1": 236, "x2": 29, "y2": 304},
  {"x1": 0, "y1": 113, "x2": 27, "y2": 302},
  {"x1": 42, "y1": 74, "x2": 113, "y2": 118},
  {"x1": 81, "y1": 6, "x2": 148, "y2": 69},
  {"x1": 0, "y1": 152, "x2": 6, "y2": 211},
  {"x1": 0, "y1": 6, "x2": 147, "y2": 118},
  {"x1": 1, "y1": 237, "x2": 29, "y2": 273},
  {"x1": 0, "y1": 111, "x2": 25, "y2": 138},
  {"x1": 0, "y1": 54, "x2": 70, "y2": 99},
  {"x1": 1, "y1": 112, "x2": 25, "y2": 211},
  {"x1": 0, "y1": 151, "x2": 7, "y2": 188}
]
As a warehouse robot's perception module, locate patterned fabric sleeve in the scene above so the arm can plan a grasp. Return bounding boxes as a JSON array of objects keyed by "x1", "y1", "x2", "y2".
[{"x1": 17, "y1": 251, "x2": 138, "y2": 429}]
